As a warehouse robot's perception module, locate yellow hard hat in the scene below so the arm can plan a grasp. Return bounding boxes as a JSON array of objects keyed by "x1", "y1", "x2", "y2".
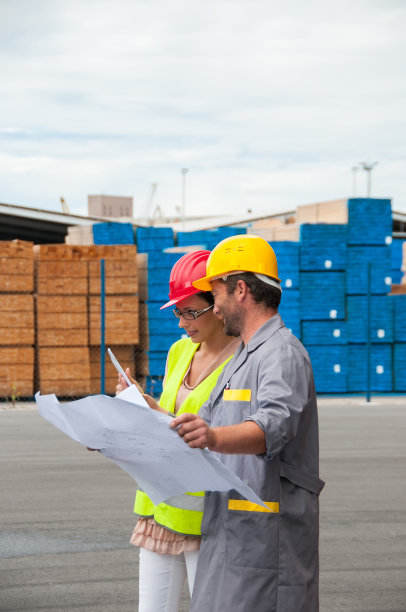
[{"x1": 192, "y1": 234, "x2": 281, "y2": 292}]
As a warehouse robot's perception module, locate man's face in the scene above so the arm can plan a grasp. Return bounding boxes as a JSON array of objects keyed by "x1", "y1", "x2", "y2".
[{"x1": 211, "y1": 279, "x2": 243, "y2": 337}]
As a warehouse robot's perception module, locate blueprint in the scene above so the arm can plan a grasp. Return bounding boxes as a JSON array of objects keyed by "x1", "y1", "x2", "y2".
[{"x1": 35, "y1": 387, "x2": 265, "y2": 507}]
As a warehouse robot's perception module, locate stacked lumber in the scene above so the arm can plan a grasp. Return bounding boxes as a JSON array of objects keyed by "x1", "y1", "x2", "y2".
[
  {"x1": 0, "y1": 240, "x2": 34, "y2": 292},
  {"x1": 38, "y1": 347, "x2": 91, "y2": 396},
  {"x1": 89, "y1": 295, "x2": 139, "y2": 344},
  {"x1": 90, "y1": 346, "x2": 136, "y2": 394},
  {"x1": 247, "y1": 223, "x2": 300, "y2": 241},
  {"x1": 36, "y1": 296, "x2": 88, "y2": 346},
  {"x1": 88, "y1": 260, "x2": 138, "y2": 295},
  {"x1": 296, "y1": 199, "x2": 348, "y2": 225},
  {"x1": 0, "y1": 240, "x2": 35, "y2": 398},
  {"x1": 0, "y1": 295, "x2": 34, "y2": 345},
  {"x1": 0, "y1": 347, "x2": 34, "y2": 397},
  {"x1": 65, "y1": 225, "x2": 94, "y2": 245},
  {"x1": 34, "y1": 244, "x2": 139, "y2": 397}
]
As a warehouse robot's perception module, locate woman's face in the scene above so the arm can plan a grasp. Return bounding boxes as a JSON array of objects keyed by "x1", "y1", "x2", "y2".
[{"x1": 174, "y1": 294, "x2": 223, "y2": 344}]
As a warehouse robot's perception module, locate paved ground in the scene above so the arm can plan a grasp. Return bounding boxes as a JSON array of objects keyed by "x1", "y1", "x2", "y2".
[{"x1": 0, "y1": 397, "x2": 405, "y2": 611}]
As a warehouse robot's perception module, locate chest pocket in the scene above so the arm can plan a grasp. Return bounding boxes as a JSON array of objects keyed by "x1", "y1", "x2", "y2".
[{"x1": 221, "y1": 388, "x2": 252, "y2": 425}]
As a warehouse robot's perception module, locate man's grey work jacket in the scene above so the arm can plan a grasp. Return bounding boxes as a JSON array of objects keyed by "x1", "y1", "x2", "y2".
[{"x1": 190, "y1": 314, "x2": 324, "y2": 612}]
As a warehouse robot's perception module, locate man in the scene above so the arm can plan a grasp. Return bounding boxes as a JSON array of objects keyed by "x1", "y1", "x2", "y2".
[{"x1": 171, "y1": 234, "x2": 324, "y2": 612}]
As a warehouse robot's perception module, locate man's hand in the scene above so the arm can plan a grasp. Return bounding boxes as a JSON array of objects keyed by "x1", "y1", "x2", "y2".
[
  {"x1": 171, "y1": 413, "x2": 266, "y2": 455},
  {"x1": 170, "y1": 413, "x2": 216, "y2": 450}
]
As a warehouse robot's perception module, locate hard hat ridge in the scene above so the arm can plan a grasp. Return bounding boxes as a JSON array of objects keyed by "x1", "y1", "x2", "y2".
[
  {"x1": 160, "y1": 250, "x2": 211, "y2": 309},
  {"x1": 192, "y1": 234, "x2": 281, "y2": 292}
]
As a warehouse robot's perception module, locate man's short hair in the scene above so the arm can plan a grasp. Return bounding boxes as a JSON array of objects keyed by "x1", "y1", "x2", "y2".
[{"x1": 222, "y1": 272, "x2": 282, "y2": 310}]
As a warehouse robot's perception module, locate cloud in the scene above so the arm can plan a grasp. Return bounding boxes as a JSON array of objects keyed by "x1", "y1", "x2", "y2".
[{"x1": 0, "y1": 0, "x2": 405, "y2": 217}]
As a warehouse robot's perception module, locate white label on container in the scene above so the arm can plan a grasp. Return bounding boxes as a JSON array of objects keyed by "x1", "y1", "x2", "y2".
[
  {"x1": 376, "y1": 365, "x2": 384, "y2": 375},
  {"x1": 329, "y1": 310, "x2": 337, "y2": 319},
  {"x1": 333, "y1": 364, "x2": 341, "y2": 373},
  {"x1": 385, "y1": 276, "x2": 392, "y2": 286},
  {"x1": 285, "y1": 279, "x2": 293, "y2": 288},
  {"x1": 377, "y1": 329, "x2": 385, "y2": 338},
  {"x1": 333, "y1": 329, "x2": 341, "y2": 338},
  {"x1": 324, "y1": 260, "x2": 332, "y2": 269},
  {"x1": 385, "y1": 236, "x2": 392, "y2": 245}
]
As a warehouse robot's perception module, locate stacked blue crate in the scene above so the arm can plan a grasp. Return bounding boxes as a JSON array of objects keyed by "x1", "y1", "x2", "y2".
[
  {"x1": 392, "y1": 295, "x2": 406, "y2": 342},
  {"x1": 299, "y1": 223, "x2": 348, "y2": 392},
  {"x1": 136, "y1": 228, "x2": 177, "y2": 381},
  {"x1": 392, "y1": 295, "x2": 406, "y2": 391},
  {"x1": 93, "y1": 222, "x2": 135, "y2": 245},
  {"x1": 302, "y1": 321, "x2": 347, "y2": 345},
  {"x1": 393, "y1": 344, "x2": 406, "y2": 391},
  {"x1": 145, "y1": 251, "x2": 185, "y2": 378},
  {"x1": 306, "y1": 345, "x2": 348, "y2": 393},
  {"x1": 300, "y1": 224, "x2": 347, "y2": 271},
  {"x1": 300, "y1": 272, "x2": 346, "y2": 321},
  {"x1": 345, "y1": 198, "x2": 394, "y2": 393},
  {"x1": 177, "y1": 226, "x2": 246, "y2": 250},
  {"x1": 347, "y1": 296, "x2": 394, "y2": 343},
  {"x1": 136, "y1": 227, "x2": 174, "y2": 252},
  {"x1": 346, "y1": 246, "x2": 392, "y2": 294},
  {"x1": 347, "y1": 198, "x2": 392, "y2": 246},
  {"x1": 348, "y1": 344, "x2": 392, "y2": 392},
  {"x1": 271, "y1": 241, "x2": 300, "y2": 337},
  {"x1": 391, "y1": 239, "x2": 405, "y2": 284}
]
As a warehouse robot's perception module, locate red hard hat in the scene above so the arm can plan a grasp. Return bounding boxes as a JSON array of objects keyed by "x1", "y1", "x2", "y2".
[{"x1": 160, "y1": 250, "x2": 211, "y2": 309}]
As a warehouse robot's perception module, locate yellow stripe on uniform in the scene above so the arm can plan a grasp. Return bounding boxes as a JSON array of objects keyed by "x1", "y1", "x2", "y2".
[
  {"x1": 228, "y1": 499, "x2": 279, "y2": 514},
  {"x1": 223, "y1": 389, "x2": 251, "y2": 401}
]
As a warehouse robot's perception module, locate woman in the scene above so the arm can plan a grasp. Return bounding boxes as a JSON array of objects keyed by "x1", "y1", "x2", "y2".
[{"x1": 116, "y1": 250, "x2": 240, "y2": 612}]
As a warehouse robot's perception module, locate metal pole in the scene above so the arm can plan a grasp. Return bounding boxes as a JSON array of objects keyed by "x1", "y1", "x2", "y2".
[
  {"x1": 181, "y1": 168, "x2": 188, "y2": 231},
  {"x1": 366, "y1": 262, "x2": 371, "y2": 402},
  {"x1": 100, "y1": 259, "x2": 105, "y2": 395},
  {"x1": 352, "y1": 166, "x2": 359, "y2": 196}
]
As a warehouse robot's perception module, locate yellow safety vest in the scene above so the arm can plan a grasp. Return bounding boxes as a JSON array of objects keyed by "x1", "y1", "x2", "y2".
[{"x1": 134, "y1": 337, "x2": 233, "y2": 536}]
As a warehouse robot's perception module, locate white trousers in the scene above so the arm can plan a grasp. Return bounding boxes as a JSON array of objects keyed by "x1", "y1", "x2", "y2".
[{"x1": 138, "y1": 547, "x2": 199, "y2": 612}]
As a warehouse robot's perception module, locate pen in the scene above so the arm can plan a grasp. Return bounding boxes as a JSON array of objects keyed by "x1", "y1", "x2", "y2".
[{"x1": 107, "y1": 347, "x2": 133, "y2": 387}]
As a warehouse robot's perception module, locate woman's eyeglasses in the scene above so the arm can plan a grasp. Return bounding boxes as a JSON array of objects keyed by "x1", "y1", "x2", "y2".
[{"x1": 172, "y1": 304, "x2": 214, "y2": 320}]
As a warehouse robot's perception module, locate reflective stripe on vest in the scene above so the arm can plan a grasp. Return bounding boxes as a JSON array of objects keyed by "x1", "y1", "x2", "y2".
[
  {"x1": 134, "y1": 337, "x2": 234, "y2": 536},
  {"x1": 228, "y1": 499, "x2": 280, "y2": 514}
]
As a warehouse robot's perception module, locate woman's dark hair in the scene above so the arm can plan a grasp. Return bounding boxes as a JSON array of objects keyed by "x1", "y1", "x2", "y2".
[{"x1": 198, "y1": 291, "x2": 215, "y2": 306}]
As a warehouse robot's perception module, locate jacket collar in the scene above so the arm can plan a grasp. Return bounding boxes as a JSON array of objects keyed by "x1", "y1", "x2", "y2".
[
  {"x1": 245, "y1": 312, "x2": 285, "y2": 353},
  {"x1": 211, "y1": 313, "x2": 285, "y2": 405}
]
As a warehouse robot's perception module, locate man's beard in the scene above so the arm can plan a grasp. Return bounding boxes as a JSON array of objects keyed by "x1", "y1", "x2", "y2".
[{"x1": 222, "y1": 310, "x2": 243, "y2": 337}]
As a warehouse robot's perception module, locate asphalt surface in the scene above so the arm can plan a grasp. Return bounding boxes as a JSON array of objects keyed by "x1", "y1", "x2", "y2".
[{"x1": 0, "y1": 397, "x2": 405, "y2": 612}]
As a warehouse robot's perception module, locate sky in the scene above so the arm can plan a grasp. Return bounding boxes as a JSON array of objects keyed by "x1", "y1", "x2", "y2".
[{"x1": 1, "y1": 0, "x2": 405, "y2": 219}]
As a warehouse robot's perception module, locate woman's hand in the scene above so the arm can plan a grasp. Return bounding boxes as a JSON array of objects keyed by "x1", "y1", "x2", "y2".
[
  {"x1": 115, "y1": 368, "x2": 144, "y2": 395},
  {"x1": 143, "y1": 393, "x2": 171, "y2": 415}
]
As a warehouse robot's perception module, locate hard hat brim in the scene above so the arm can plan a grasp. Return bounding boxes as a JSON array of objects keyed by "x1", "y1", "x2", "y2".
[
  {"x1": 160, "y1": 286, "x2": 202, "y2": 309},
  {"x1": 191, "y1": 275, "x2": 213, "y2": 292}
]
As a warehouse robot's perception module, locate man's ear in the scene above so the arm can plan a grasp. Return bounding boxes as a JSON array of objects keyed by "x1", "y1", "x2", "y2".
[{"x1": 234, "y1": 279, "x2": 249, "y2": 302}]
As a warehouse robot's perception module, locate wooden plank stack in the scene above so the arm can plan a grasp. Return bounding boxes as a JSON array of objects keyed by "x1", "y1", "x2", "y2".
[
  {"x1": 0, "y1": 240, "x2": 35, "y2": 397},
  {"x1": 0, "y1": 346, "x2": 35, "y2": 398},
  {"x1": 38, "y1": 347, "x2": 91, "y2": 396},
  {"x1": 33, "y1": 243, "x2": 139, "y2": 397},
  {"x1": 90, "y1": 346, "x2": 136, "y2": 394}
]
